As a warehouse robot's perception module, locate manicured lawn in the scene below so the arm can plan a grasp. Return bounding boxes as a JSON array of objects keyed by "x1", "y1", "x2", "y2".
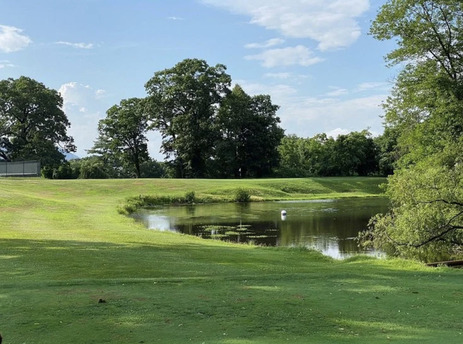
[{"x1": 1, "y1": 177, "x2": 462, "y2": 343}]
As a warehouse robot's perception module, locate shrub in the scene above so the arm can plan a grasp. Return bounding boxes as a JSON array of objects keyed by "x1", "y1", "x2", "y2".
[
  {"x1": 234, "y1": 188, "x2": 251, "y2": 203},
  {"x1": 184, "y1": 191, "x2": 196, "y2": 204}
]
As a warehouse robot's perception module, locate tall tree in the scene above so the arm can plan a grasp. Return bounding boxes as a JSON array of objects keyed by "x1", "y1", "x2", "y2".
[
  {"x1": 331, "y1": 131, "x2": 378, "y2": 176},
  {"x1": 145, "y1": 59, "x2": 231, "y2": 178},
  {"x1": 371, "y1": 0, "x2": 463, "y2": 163},
  {"x1": 0, "y1": 76, "x2": 75, "y2": 167},
  {"x1": 374, "y1": 127, "x2": 400, "y2": 176},
  {"x1": 214, "y1": 85, "x2": 284, "y2": 178},
  {"x1": 90, "y1": 98, "x2": 149, "y2": 178},
  {"x1": 360, "y1": 0, "x2": 463, "y2": 261},
  {"x1": 276, "y1": 135, "x2": 309, "y2": 177}
]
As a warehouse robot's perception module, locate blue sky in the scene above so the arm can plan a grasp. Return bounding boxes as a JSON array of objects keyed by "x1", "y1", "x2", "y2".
[{"x1": 0, "y1": 0, "x2": 397, "y2": 159}]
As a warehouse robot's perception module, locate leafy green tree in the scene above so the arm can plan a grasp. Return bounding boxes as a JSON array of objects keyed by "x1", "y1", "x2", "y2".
[
  {"x1": 90, "y1": 98, "x2": 149, "y2": 178},
  {"x1": 277, "y1": 135, "x2": 309, "y2": 177},
  {"x1": 371, "y1": 0, "x2": 463, "y2": 163},
  {"x1": 277, "y1": 131, "x2": 378, "y2": 177},
  {"x1": 277, "y1": 134, "x2": 332, "y2": 177},
  {"x1": 360, "y1": 0, "x2": 463, "y2": 260},
  {"x1": 374, "y1": 127, "x2": 400, "y2": 176},
  {"x1": 145, "y1": 59, "x2": 231, "y2": 178},
  {"x1": 139, "y1": 158, "x2": 167, "y2": 178},
  {"x1": 0, "y1": 76, "x2": 75, "y2": 167},
  {"x1": 50, "y1": 162, "x2": 79, "y2": 179},
  {"x1": 244, "y1": 94, "x2": 285, "y2": 177},
  {"x1": 331, "y1": 131, "x2": 378, "y2": 176},
  {"x1": 307, "y1": 134, "x2": 334, "y2": 176},
  {"x1": 78, "y1": 156, "x2": 110, "y2": 179},
  {"x1": 214, "y1": 85, "x2": 284, "y2": 178},
  {"x1": 360, "y1": 143, "x2": 463, "y2": 262}
]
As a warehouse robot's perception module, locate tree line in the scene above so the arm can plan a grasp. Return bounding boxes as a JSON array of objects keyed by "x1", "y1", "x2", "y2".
[
  {"x1": 56, "y1": 129, "x2": 397, "y2": 180},
  {"x1": 276, "y1": 129, "x2": 397, "y2": 177},
  {"x1": 0, "y1": 59, "x2": 397, "y2": 179}
]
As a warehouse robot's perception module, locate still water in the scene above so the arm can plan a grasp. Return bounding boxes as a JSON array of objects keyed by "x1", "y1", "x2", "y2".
[{"x1": 132, "y1": 198, "x2": 389, "y2": 259}]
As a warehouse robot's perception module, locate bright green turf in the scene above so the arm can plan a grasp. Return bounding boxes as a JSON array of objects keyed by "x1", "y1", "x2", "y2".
[{"x1": 1, "y1": 177, "x2": 462, "y2": 343}]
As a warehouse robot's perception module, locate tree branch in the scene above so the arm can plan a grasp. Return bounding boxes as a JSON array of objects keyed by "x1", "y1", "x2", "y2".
[
  {"x1": 391, "y1": 209, "x2": 463, "y2": 248},
  {"x1": 420, "y1": 3, "x2": 458, "y2": 81},
  {"x1": 418, "y1": 199, "x2": 463, "y2": 207}
]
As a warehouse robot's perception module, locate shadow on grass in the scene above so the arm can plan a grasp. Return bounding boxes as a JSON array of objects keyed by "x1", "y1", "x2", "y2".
[{"x1": 0, "y1": 238, "x2": 462, "y2": 343}]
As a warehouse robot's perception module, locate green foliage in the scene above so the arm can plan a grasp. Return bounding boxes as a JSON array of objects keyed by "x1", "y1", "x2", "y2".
[
  {"x1": 363, "y1": 0, "x2": 463, "y2": 260},
  {"x1": 53, "y1": 162, "x2": 78, "y2": 179},
  {"x1": 145, "y1": 58, "x2": 231, "y2": 178},
  {"x1": 90, "y1": 98, "x2": 149, "y2": 178},
  {"x1": 374, "y1": 127, "x2": 399, "y2": 176},
  {"x1": 78, "y1": 157, "x2": 110, "y2": 179},
  {"x1": 277, "y1": 131, "x2": 381, "y2": 177},
  {"x1": 145, "y1": 60, "x2": 284, "y2": 179},
  {"x1": 371, "y1": 0, "x2": 463, "y2": 164},
  {"x1": 0, "y1": 76, "x2": 75, "y2": 168},
  {"x1": 44, "y1": 162, "x2": 80, "y2": 180},
  {"x1": 213, "y1": 85, "x2": 284, "y2": 178},
  {"x1": 41, "y1": 161, "x2": 80, "y2": 180},
  {"x1": 234, "y1": 188, "x2": 251, "y2": 203},
  {"x1": 120, "y1": 192, "x2": 201, "y2": 214},
  {"x1": 41, "y1": 166, "x2": 54, "y2": 179},
  {"x1": 139, "y1": 158, "x2": 167, "y2": 178},
  {"x1": 360, "y1": 155, "x2": 463, "y2": 262},
  {"x1": 184, "y1": 190, "x2": 196, "y2": 204}
]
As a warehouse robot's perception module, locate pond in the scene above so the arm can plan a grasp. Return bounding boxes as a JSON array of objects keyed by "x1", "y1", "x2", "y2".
[{"x1": 132, "y1": 197, "x2": 389, "y2": 259}]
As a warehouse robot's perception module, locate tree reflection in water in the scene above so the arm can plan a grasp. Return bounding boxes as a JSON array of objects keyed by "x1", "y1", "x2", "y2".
[{"x1": 132, "y1": 198, "x2": 389, "y2": 259}]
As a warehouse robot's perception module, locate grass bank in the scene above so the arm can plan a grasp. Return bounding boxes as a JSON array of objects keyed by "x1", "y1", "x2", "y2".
[{"x1": 1, "y1": 177, "x2": 462, "y2": 343}]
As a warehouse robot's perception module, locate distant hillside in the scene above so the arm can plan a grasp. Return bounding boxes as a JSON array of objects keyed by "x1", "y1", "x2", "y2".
[{"x1": 64, "y1": 152, "x2": 80, "y2": 160}]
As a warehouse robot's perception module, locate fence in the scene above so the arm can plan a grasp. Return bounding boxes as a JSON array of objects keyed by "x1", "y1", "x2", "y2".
[{"x1": 0, "y1": 160, "x2": 41, "y2": 177}]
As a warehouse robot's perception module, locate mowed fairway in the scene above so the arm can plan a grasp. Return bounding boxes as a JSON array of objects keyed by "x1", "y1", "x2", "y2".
[{"x1": 1, "y1": 178, "x2": 462, "y2": 344}]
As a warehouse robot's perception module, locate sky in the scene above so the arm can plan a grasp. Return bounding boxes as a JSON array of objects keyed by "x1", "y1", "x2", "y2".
[{"x1": 0, "y1": 0, "x2": 398, "y2": 160}]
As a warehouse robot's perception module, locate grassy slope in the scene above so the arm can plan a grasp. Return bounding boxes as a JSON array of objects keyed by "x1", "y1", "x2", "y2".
[{"x1": 0, "y1": 177, "x2": 462, "y2": 344}]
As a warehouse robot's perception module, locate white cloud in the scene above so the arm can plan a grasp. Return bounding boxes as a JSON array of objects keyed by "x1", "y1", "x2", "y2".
[
  {"x1": 236, "y1": 80, "x2": 298, "y2": 102},
  {"x1": 245, "y1": 38, "x2": 285, "y2": 49},
  {"x1": 326, "y1": 128, "x2": 350, "y2": 138},
  {"x1": 58, "y1": 82, "x2": 108, "y2": 157},
  {"x1": 201, "y1": 0, "x2": 369, "y2": 51},
  {"x1": 264, "y1": 72, "x2": 292, "y2": 79},
  {"x1": 55, "y1": 41, "x2": 94, "y2": 49},
  {"x1": 245, "y1": 45, "x2": 324, "y2": 68},
  {"x1": 356, "y1": 81, "x2": 391, "y2": 92},
  {"x1": 0, "y1": 25, "x2": 32, "y2": 53},
  {"x1": 168, "y1": 16, "x2": 184, "y2": 21},
  {"x1": 236, "y1": 80, "x2": 387, "y2": 138},
  {"x1": 283, "y1": 94, "x2": 387, "y2": 137},
  {"x1": 0, "y1": 60, "x2": 14, "y2": 69},
  {"x1": 325, "y1": 87, "x2": 348, "y2": 97},
  {"x1": 95, "y1": 89, "x2": 107, "y2": 99}
]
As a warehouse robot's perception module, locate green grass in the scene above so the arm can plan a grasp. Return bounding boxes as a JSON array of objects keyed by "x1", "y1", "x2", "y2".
[{"x1": 1, "y1": 177, "x2": 462, "y2": 343}]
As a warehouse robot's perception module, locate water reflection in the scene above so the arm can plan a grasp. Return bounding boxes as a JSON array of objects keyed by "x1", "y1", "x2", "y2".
[{"x1": 131, "y1": 198, "x2": 389, "y2": 259}]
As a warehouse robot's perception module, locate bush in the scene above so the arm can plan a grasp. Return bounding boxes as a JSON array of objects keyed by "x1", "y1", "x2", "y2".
[
  {"x1": 184, "y1": 191, "x2": 196, "y2": 204},
  {"x1": 234, "y1": 188, "x2": 251, "y2": 203},
  {"x1": 42, "y1": 166, "x2": 54, "y2": 179},
  {"x1": 79, "y1": 158, "x2": 109, "y2": 179}
]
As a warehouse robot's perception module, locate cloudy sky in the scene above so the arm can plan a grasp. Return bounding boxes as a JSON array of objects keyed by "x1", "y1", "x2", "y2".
[{"x1": 0, "y1": 0, "x2": 397, "y2": 159}]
